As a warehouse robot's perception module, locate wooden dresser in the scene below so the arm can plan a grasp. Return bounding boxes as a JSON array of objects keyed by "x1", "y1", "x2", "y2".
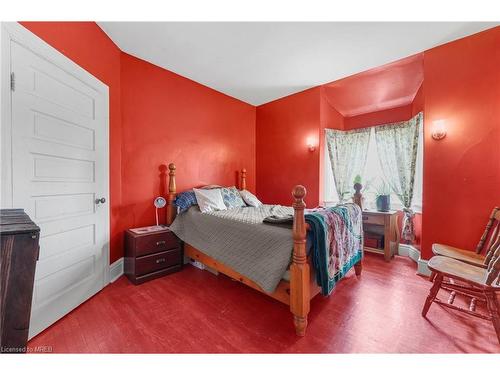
[
  {"x1": 361, "y1": 210, "x2": 399, "y2": 262},
  {"x1": 0, "y1": 209, "x2": 40, "y2": 353},
  {"x1": 124, "y1": 227, "x2": 183, "y2": 284}
]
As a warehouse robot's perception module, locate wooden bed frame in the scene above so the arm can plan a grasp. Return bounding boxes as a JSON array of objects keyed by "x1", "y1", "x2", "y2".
[{"x1": 165, "y1": 163, "x2": 363, "y2": 336}]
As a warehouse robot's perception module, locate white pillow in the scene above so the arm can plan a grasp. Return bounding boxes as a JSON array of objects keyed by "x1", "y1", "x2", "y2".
[
  {"x1": 193, "y1": 188, "x2": 227, "y2": 213},
  {"x1": 239, "y1": 190, "x2": 263, "y2": 207}
]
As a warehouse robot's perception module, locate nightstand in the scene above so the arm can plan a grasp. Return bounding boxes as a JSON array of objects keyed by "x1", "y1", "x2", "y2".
[
  {"x1": 124, "y1": 227, "x2": 183, "y2": 284},
  {"x1": 361, "y1": 210, "x2": 400, "y2": 262}
]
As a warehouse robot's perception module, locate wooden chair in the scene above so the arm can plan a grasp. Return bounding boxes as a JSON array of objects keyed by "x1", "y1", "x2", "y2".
[
  {"x1": 432, "y1": 207, "x2": 500, "y2": 267},
  {"x1": 422, "y1": 248, "x2": 500, "y2": 344}
]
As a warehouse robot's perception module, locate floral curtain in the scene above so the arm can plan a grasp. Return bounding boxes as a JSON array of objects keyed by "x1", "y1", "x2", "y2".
[
  {"x1": 325, "y1": 128, "x2": 371, "y2": 202},
  {"x1": 374, "y1": 112, "x2": 422, "y2": 242}
]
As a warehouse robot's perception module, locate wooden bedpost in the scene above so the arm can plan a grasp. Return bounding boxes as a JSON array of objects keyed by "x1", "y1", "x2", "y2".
[
  {"x1": 240, "y1": 168, "x2": 247, "y2": 191},
  {"x1": 353, "y1": 182, "x2": 363, "y2": 276},
  {"x1": 166, "y1": 163, "x2": 176, "y2": 226},
  {"x1": 353, "y1": 182, "x2": 363, "y2": 210},
  {"x1": 290, "y1": 185, "x2": 310, "y2": 336}
]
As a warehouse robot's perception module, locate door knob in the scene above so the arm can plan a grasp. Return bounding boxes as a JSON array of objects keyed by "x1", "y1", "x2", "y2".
[{"x1": 95, "y1": 197, "x2": 106, "y2": 204}]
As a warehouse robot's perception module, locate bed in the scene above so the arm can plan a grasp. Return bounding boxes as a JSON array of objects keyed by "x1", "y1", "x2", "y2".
[{"x1": 165, "y1": 163, "x2": 363, "y2": 336}]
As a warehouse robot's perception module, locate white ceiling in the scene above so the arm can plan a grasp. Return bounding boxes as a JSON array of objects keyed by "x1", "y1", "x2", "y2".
[{"x1": 97, "y1": 22, "x2": 497, "y2": 106}]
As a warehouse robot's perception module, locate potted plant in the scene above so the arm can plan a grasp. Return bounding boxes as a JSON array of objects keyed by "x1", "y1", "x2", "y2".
[{"x1": 375, "y1": 181, "x2": 391, "y2": 212}]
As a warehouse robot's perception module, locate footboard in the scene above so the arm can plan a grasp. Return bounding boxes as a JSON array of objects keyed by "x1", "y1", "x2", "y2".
[{"x1": 289, "y1": 184, "x2": 363, "y2": 336}]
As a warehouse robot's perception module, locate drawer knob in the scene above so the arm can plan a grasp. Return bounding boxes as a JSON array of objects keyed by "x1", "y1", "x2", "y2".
[
  {"x1": 156, "y1": 240, "x2": 166, "y2": 246},
  {"x1": 155, "y1": 258, "x2": 166, "y2": 264},
  {"x1": 363, "y1": 216, "x2": 369, "y2": 221}
]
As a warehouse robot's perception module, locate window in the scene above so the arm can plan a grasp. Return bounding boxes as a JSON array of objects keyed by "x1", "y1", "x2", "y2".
[{"x1": 323, "y1": 122, "x2": 423, "y2": 213}]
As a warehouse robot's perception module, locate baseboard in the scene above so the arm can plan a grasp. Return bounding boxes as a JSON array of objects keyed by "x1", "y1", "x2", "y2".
[
  {"x1": 417, "y1": 257, "x2": 431, "y2": 277},
  {"x1": 109, "y1": 257, "x2": 124, "y2": 283},
  {"x1": 398, "y1": 244, "x2": 431, "y2": 277}
]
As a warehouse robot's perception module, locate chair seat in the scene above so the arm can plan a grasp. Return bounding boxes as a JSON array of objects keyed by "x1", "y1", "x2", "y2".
[
  {"x1": 428, "y1": 256, "x2": 497, "y2": 289},
  {"x1": 432, "y1": 243, "x2": 485, "y2": 267}
]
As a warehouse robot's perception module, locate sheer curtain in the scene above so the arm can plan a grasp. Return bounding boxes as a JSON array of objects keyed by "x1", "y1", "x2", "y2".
[
  {"x1": 374, "y1": 112, "x2": 423, "y2": 242},
  {"x1": 325, "y1": 128, "x2": 371, "y2": 202}
]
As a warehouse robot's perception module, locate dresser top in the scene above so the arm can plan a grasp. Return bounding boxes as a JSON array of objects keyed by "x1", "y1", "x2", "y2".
[
  {"x1": 362, "y1": 209, "x2": 398, "y2": 215},
  {"x1": 126, "y1": 225, "x2": 171, "y2": 237},
  {"x1": 0, "y1": 209, "x2": 40, "y2": 235}
]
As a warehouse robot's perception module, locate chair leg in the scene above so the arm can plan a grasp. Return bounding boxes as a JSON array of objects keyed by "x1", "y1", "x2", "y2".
[
  {"x1": 422, "y1": 274, "x2": 443, "y2": 317},
  {"x1": 429, "y1": 271, "x2": 436, "y2": 282},
  {"x1": 484, "y1": 291, "x2": 500, "y2": 345}
]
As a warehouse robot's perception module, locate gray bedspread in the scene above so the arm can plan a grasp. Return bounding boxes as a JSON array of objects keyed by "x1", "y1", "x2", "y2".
[{"x1": 169, "y1": 205, "x2": 295, "y2": 293}]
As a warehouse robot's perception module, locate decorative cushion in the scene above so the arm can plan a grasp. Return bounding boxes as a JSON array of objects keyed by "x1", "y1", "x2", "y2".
[
  {"x1": 239, "y1": 190, "x2": 263, "y2": 207},
  {"x1": 193, "y1": 188, "x2": 227, "y2": 213},
  {"x1": 174, "y1": 190, "x2": 197, "y2": 213},
  {"x1": 220, "y1": 186, "x2": 246, "y2": 209}
]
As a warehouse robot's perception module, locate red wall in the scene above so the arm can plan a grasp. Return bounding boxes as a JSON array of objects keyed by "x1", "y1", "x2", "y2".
[
  {"x1": 412, "y1": 83, "x2": 425, "y2": 116},
  {"x1": 20, "y1": 22, "x2": 256, "y2": 263},
  {"x1": 421, "y1": 26, "x2": 500, "y2": 259},
  {"x1": 319, "y1": 90, "x2": 344, "y2": 201},
  {"x1": 20, "y1": 22, "x2": 124, "y2": 263},
  {"x1": 343, "y1": 104, "x2": 414, "y2": 129},
  {"x1": 256, "y1": 88, "x2": 321, "y2": 207},
  {"x1": 120, "y1": 53, "x2": 256, "y2": 232}
]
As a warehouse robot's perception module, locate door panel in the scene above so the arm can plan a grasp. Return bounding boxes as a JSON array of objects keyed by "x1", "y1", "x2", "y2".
[
  {"x1": 33, "y1": 111, "x2": 95, "y2": 150},
  {"x1": 32, "y1": 193, "x2": 95, "y2": 222},
  {"x1": 32, "y1": 153, "x2": 95, "y2": 182},
  {"x1": 38, "y1": 224, "x2": 95, "y2": 260},
  {"x1": 10, "y1": 39, "x2": 108, "y2": 338},
  {"x1": 32, "y1": 69, "x2": 96, "y2": 118}
]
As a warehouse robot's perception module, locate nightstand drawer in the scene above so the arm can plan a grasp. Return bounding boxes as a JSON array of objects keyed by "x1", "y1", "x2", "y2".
[
  {"x1": 362, "y1": 214, "x2": 385, "y2": 225},
  {"x1": 135, "y1": 231, "x2": 179, "y2": 257},
  {"x1": 135, "y1": 249, "x2": 182, "y2": 276}
]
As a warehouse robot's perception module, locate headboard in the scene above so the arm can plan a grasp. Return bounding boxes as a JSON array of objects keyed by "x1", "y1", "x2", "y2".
[{"x1": 165, "y1": 163, "x2": 248, "y2": 226}]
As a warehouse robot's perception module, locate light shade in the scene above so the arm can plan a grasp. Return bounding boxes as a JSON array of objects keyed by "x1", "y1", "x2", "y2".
[
  {"x1": 431, "y1": 120, "x2": 447, "y2": 140},
  {"x1": 306, "y1": 136, "x2": 317, "y2": 152}
]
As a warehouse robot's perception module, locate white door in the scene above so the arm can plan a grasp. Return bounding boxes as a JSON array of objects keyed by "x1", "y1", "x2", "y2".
[{"x1": 8, "y1": 29, "x2": 109, "y2": 338}]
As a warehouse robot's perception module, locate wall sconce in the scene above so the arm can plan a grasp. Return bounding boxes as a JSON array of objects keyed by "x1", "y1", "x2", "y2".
[
  {"x1": 431, "y1": 120, "x2": 447, "y2": 140},
  {"x1": 306, "y1": 137, "x2": 317, "y2": 152}
]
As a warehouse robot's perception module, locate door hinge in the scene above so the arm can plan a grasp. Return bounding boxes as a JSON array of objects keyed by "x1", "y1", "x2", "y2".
[{"x1": 10, "y1": 72, "x2": 15, "y2": 91}]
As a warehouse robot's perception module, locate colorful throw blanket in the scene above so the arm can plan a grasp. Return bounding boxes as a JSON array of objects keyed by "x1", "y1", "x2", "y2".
[{"x1": 305, "y1": 204, "x2": 363, "y2": 296}]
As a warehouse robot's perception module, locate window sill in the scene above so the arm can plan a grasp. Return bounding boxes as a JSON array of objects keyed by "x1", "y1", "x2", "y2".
[{"x1": 322, "y1": 200, "x2": 422, "y2": 214}]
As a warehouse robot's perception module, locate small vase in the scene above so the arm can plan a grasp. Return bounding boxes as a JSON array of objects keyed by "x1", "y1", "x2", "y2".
[{"x1": 376, "y1": 195, "x2": 390, "y2": 212}]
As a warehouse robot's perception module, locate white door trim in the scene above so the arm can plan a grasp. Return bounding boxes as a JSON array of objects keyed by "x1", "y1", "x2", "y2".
[{"x1": 1, "y1": 22, "x2": 111, "y2": 285}]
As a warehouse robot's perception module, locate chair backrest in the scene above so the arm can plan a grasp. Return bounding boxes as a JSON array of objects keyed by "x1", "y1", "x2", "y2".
[
  {"x1": 485, "y1": 244, "x2": 500, "y2": 286},
  {"x1": 476, "y1": 207, "x2": 500, "y2": 257}
]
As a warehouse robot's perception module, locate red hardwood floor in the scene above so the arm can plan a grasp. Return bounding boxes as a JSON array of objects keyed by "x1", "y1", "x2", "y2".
[{"x1": 28, "y1": 254, "x2": 499, "y2": 353}]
